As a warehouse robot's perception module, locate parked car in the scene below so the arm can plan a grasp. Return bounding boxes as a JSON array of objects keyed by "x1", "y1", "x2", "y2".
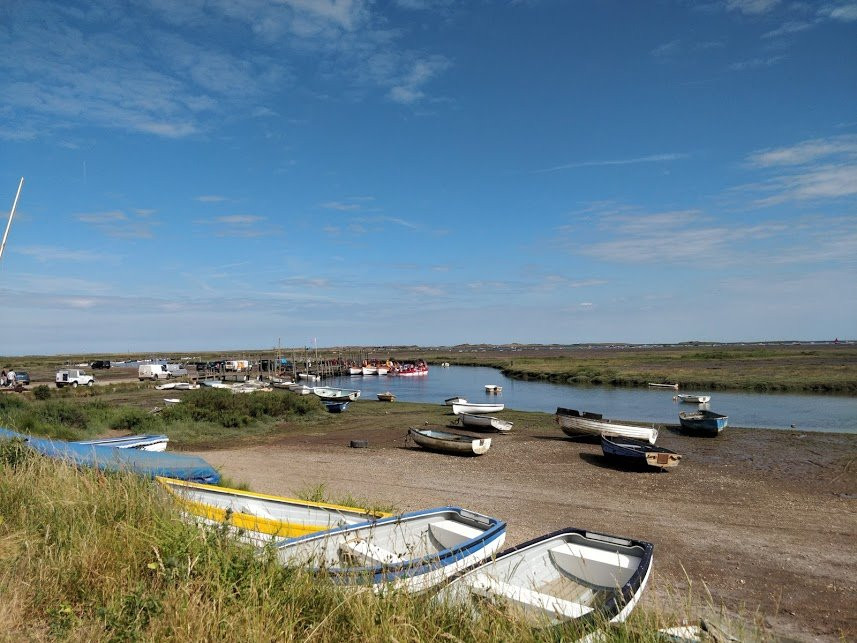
[
  {"x1": 15, "y1": 371, "x2": 30, "y2": 385},
  {"x1": 91, "y1": 360, "x2": 111, "y2": 369},
  {"x1": 166, "y1": 364, "x2": 188, "y2": 376},
  {"x1": 55, "y1": 369, "x2": 95, "y2": 388}
]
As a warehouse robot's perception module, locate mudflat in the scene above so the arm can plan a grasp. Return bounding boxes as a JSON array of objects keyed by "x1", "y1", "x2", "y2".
[{"x1": 188, "y1": 403, "x2": 857, "y2": 642}]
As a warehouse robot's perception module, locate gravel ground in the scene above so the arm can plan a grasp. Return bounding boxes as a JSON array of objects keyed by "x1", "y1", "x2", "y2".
[{"x1": 190, "y1": 413, "x2": 855, "y2": 641}]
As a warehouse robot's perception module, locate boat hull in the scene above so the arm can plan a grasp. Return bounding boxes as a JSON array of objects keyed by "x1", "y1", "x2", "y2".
[
  {"x1": 555, "y1": 408, "x2": 658, "y2": 444},
  {"x1": 275, "y1": 506, "x2": 506, "y2": 593},
  {"x1": 459, "y1": 413, "x2": 512, "y2": 433},
  {"x1": 75, "y1": 434, "x2": 169, "y2": 452},
  {"x1": 600, "y1": 436, "x2": 681, "y2": 469},
  {"x1": 452, "y1": 402, "x2": 504, "y2": 415},
  {"x1": 675, "y1": 394, "x2": 711, "y2": 404},
  {"x1": 157, "y1": 477, "x2": 387, "y2": 543},
  {"x1": 436, "y1": 527, "x2": 653, "y2": 626},
  {"x1": 678, "y1": 410, "x2": 727, "y2": 436},
  {"x1": 409, "y1": 428, "x2": 491, "y2": 455}
]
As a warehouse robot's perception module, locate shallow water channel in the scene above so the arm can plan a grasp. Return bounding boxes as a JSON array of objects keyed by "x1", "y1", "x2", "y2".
[{"x1": 322, "y1": 365, "x2": 856, "y2": 434}]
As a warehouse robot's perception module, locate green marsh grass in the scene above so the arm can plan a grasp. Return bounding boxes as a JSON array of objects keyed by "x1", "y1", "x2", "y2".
[{"x1": 0, "y1": 444, "x2": 702, "y2": 642}]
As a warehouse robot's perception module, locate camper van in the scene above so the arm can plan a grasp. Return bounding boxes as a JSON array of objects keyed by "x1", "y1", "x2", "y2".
[{"x1": 139, "y1": 364, "x2": 169, "y2": 381}]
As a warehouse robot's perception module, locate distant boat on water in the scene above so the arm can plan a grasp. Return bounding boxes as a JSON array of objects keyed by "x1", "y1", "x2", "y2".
[{"x1": 648, "y1": 382, "x2": 679, "y2": 390}]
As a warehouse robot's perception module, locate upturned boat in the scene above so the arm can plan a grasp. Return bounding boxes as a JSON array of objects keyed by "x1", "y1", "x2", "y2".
[
  {"x1": 435, "y1": 527, "x2": 653, "y2": 626},
  {"x1": 275, "y1": 506, "x2": 506, "y2": 592},
  {"x1": 678, "y1": 409, "x2": 728, "y2": 436},
  {"x1": 157, "y1": 477, "x2": 387, "y2": 543},
  {"x1": 555, "y1": 408, "x2": 658, "y2": 444},
  {"x1": 452, "y1": 402, "x2": 504, "y2": 415},
  {"x1": 75, "y1": 434, "x2": 169, "y2": 452},
  {"x1": 377, "y1": 391, "x2": 396, "y2": 402},
  {"x1": 323, "y1": 400, "x2": 349, "y2": 413},
  {"x1": 600, "y1": 435, "x2": 681, "y2": 469},
  {"x1": 459, "y1": 413, "x2": 512, "y2": 433},
  {"x1": 409, "y1": 428, "x2": 491, "y2": 455}
]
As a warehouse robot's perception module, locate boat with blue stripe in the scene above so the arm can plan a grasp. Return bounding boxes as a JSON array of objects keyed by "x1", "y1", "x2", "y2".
[{"x1": 275, "y1": 506, "x2": 506, "y2": 592}]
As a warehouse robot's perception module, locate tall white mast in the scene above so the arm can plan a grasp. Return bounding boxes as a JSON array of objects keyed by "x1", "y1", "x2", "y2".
[{"x1": 0, "y1": 177, "x2": 24, "y2": 265}]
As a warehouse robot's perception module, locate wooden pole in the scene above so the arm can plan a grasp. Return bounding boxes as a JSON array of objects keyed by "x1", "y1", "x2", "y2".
[{"x1": 0, "y1": 177, "x2": 24, "y2": 265}]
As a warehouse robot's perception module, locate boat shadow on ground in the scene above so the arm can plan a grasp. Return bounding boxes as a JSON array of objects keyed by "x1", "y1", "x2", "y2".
[{"x1": 578, "y1": 452, "x2": 667, "y2": 474}]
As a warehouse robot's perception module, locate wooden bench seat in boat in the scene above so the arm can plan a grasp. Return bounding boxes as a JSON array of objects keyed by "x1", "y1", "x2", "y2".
[
  {"x1": 339, "y1": 539, "x2": 404, "y2": 566},
  {"x1": 428, "y1": 519, "x2": 483, "y2": 549},
  {"x1": 467, "y1": 573, "x2": 594, "y2": 620},
  {"x1": 548, "y1": 543, "x2": 637, "y2": 590}
]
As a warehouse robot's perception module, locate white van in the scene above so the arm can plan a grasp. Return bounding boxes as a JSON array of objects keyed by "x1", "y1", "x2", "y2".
[
  {"x1": 139, "y1": 364, "x2": 169, "y2": 380},
  {"x1": 166, "y1": 363, "x2": 188, "y2": 376}
]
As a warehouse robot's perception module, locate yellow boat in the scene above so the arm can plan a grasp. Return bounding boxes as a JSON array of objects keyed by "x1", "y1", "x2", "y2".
[{"x1": 157, "y1": 477, "x2": 390, "y2": 543}]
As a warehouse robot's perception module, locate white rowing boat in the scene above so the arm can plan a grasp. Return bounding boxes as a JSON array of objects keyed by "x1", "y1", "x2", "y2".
[
  {"x1": 76, "y1": 434, "x2": 169, "y2": 452},
  {"x1": 436, "y1": 527, "x2": 653, "y2": 626},
  {"x1": 275, "y1": 506, "x2": 506, "y2": 593},
  {"x1": 674, "y1": 394, "x2": 711, "y2": 404},
  {"x1": 555, "y1": 408, "x2": 658, "y2": 444},
  {"x1": 409, "y1": 428, "x2": 492, "y2": 455},
  {"x1": 452, "y1": 402, "x2": 504, "y2": 415},
  {"x1": 459, "y1": 413, "x2": 512, "y2": 433}
]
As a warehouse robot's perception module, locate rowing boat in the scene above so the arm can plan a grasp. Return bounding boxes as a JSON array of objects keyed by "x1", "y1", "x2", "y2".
[
  {"x1": 436, "y1": 527, "x2": 653, "y2": 626},
  {"x1": 451, "y1": 402, "x2": 504, "y2": 415},
  {"x1": 409, "y1": 428, "x2": 491, "y2": 455},
  {"x1": 555, "y1": 408, "x2": 658, "y2": 444},
  {"x1": 600, "y1": 435, "x2": 681, "y2": 469},
  {"x1": 458, "y1": 413, "x2": 512, "y2": 433},
  {"x1": 674, "y1": 394, "x2": 711, "y2": 404},
  {"x1": 157, "y1": 477, "x2": 387, "y2": 543},
  {"x1": 75, "y1": 434, "x2": 169, "y2": 452},
  {"x1": 678, "y1": 409, "x2": 728, "y2": 436},
  {"x1": 275, "y1": 506, "x2": 506, "y2": 592}
]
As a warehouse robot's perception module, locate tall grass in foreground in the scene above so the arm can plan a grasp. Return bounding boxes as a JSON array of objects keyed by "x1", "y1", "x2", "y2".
[{"x1": 0, "y1": 443, "x2": 726, "y2": 642}]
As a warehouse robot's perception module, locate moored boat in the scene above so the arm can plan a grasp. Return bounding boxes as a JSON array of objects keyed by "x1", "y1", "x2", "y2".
[
  {"x1": 435, "y1": 527, "x2": 653, "y2": 626},
  {"x1": 484, "y1": 385, "x2": 502, "y2": 393},
  {"x1": 75, "y1": 434, "x2": 169, "y2": 452},
  {"x1": 452, "y1": 402, "x2": 504, "y2": 415},
  {"x1": 409, "y1": 428, "x2": 491, "y2": 455},
  {"x1": 377, "y1": 391, "x2": 396, "y2": 402},
  {"x1": 288, "y1": 383, "x2": 313, "y2": 395},
  {"x1": 362, "y1": 366, "x2": 378, "y2": 376},
  {"x1": 678, "y1": 409, "x2": 728, "y2": 436},
  {"x1": 674, "y1": 394, "x2": 711, "y2": 404},
  {"x1": 600, "y1": 435, "x2": 681, "y2": 469},
  {"x1": 157, "y1": 477, "x2": 388, "y2": 543},
  {"x1": 298, "y1": 373, "x2": 320, "y2": 382},
  {"x1": 647, "y1": 382, "x2": 679, "y2": 390},
  {"x1": 459, "y1": 413, "x2": 512, "y2": 433},
  {"x1": 444, "y1": 396, "x2": 467, "y2": 406},
  {"x1": 555, "y1": 408, "x2": 658, "y2": 444},
  {"x1": 275, "y1": 506, "x2": 506, "y2": 592},
  {"x1": 348, "y1": 367, "x2": 363, "y2": 375}
]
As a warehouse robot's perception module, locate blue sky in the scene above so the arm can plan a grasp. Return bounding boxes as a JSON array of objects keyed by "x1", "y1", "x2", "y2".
[{"x1": 1, "y1": 0, "x2": 855, "y2": 354}]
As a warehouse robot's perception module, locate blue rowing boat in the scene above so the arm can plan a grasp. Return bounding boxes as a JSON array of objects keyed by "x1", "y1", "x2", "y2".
[
  {"x1": 323, "y1": 400, "x2": 349, "y2": 413},
  {"x1": 678, "y1": 409, "x2": 728, "y2": 436},
  {"x1": 0, "y1": 427, "x2": 219, "y2": 484}
]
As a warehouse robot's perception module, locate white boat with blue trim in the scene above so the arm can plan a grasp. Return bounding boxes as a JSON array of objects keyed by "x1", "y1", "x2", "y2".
[
  {"x1": 555, "y1": 408, "x2": 658, "y2": 444},
  {"x1": 275, "y1": 506, "x2": 506, "y2": 593},
  {"x1": 435, "y1": 527, "x2": 653, "y2": 626},
  {"x1": 75, "y1": 434, "x2": 169, "y2": 452}
]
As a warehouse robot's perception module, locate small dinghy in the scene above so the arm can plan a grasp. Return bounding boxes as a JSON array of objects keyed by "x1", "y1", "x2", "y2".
[
  {"x1": 452, "y1": 402, "x2": 504, "y2": 415},
  {"x1": 674, "y1": 394, "x2": 711, "y2": 404},
  {"x1": 555, "y1": 408, "x2": 658, "y2": 444},
  {"x1": 75, "y1": 434, "x2": 169, "y2": 452},
  {"x1": 288, "y1": 383, "x2": 313, "y2": 395},
  {"x1": 435, "y1": 527, "x2": 653, "y2": 626},
  {"x1": 313, "y1": 387, "x2": 361, "y2": 402},
  {"x1": 158, "y1": 477, "x2": 388, "y2": 543},
  {"x1": 459, "y1": 413, "x2": 512, "y2": 433},
  {"x1": 444, "y1": 396, "x2": 467, "y2": 406},
  {"x1": 323, "y1": 400, "x2": 349, "y2": 413},
  {"x1": 679, "y1": 409, "x2": 728, "y2": 436},
  {"x1": 275, "y1": 506, "x2": 506, "y2": 592},
  {"x1": 409, "y1": 428, "x2": 491, "y2": 455},
  {"x1": 484, "y1": 384, "x2": 502, "y2": 394},
  {"x1": 377, "y1": 391, "x2": 396, "y2": 402},
  {"x1": 600, "y1": 435, "x2": 681, "y2": 469}
]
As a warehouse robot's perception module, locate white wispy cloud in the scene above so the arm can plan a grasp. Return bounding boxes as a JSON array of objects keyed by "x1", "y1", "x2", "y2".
[
  {"x1": 15, "y1": 246, "x2": 108, "y2": 263},
  {"x1": 216, "y1": 215, "x2": 265, "y2": 224},
  {"x1": 533, "y1": 153, "x2": 689, "y2": 174},
  {"x1": 762, "y1": 21, "x2": 813, "y2": 38},
  {"x1": 196, "y1": 195, "x2": 228, "y2": 203},
  {"x1": 651, "y1": 40, "x2": 681, "y2": 58},
  {"x1": 724, "y1": 0, "x2": 781, "y2": 14},
  {"x1": 819, "y1": 2, "x2": 857, "y2": 21},
  {"x1": 76, "y1": 209, "x2": 158, "y2": 239},
  {"x1": 744, "y1": 135, "x2": 857, "y2": 204},
  {"x1": 322, "y1": 201, "x2": 363, "y2": 211},
  {"x1": 729, "y1": 55, "x2": 786, "y2": 71}
]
